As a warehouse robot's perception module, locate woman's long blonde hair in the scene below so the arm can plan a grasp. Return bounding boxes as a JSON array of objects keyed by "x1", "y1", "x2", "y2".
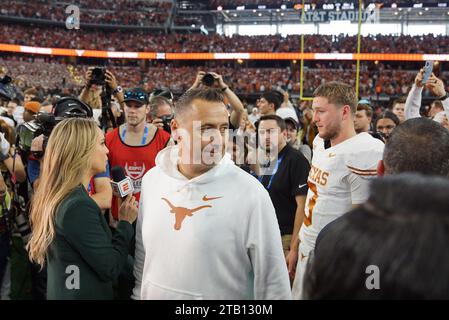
[{"x1": 27, "y1": 118, "x2": 99, "y2": 267}]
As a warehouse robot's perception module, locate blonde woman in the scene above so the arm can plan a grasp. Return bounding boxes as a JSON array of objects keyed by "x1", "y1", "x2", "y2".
[{"x1": 27, "y1": 118, "x2": 138, "y2": 299}]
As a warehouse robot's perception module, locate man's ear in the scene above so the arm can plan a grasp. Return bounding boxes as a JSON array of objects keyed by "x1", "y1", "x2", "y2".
[
  {"x1": 171, "y1": 118, "x2": 180, "y2": 141},
  {"x1": 342, "y1": 105, "x2": 352, "y2": 121},
  {"x1": 377, "y1": 160, "x2": 385, "y2": 176}
]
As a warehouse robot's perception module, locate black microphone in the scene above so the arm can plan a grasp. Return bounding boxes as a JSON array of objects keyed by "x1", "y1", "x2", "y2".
[{"x1": 111, "y1": 166, "x2": 134, "y2": 200}]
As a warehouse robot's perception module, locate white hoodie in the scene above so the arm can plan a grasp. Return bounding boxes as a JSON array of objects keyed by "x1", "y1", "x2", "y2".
[{"x1": 132, "y1": 146, "x2": 291, "y2": 300}]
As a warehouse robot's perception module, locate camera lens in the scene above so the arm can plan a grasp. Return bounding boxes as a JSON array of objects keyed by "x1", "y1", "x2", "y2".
[{"x1": 202, "y1": 73, "x2": 215, "y2": 87}]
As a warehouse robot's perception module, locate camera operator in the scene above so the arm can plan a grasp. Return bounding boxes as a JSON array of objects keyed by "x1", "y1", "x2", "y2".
[
  {"x1": 26, "y1": 97, "x2": 112, "y2": 211},
  {"x1": 189, "y1": 71, "x2": 245, "y2": 130},
  {"x1": 148, "y1": 95, "x2": 174, "y2": 134}
]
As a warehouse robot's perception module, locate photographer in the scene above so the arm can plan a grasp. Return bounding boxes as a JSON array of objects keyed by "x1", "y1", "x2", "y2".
[
  {"x1": 148, "y1": 95, "x2": 174, "y2": 134},
  {"x1": 79, "y1": 67, "x2": 124, "y2": 129},
  {"x1": 189, "y1": 71, "x2": 245, "y2": 129}
]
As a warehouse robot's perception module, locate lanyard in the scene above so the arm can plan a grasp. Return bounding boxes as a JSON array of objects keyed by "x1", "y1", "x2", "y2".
[
  {"x1": 122, "y1": 125, "x2": 149, "y2": 145},
  {"x1": 259, "y1": 154, "x2": 285, "y2": 190}
]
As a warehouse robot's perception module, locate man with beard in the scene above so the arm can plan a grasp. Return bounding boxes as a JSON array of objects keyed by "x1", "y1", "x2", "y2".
[
  {"x1": 291, "y1": 82, "x2": 384, "y2": 299},
  {"x1": 132, "y1": 88, "x2": 291, "y2": 300}
]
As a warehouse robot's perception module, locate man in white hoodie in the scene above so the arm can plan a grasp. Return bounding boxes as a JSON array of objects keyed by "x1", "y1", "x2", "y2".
[{"x1": 132, "y1": 88, "x2": 291, "y2": 300}]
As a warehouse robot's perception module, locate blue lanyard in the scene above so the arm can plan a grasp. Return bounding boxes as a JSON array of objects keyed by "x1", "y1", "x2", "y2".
[
  {"x1": 121, "y1": 125, "x2": 149, "y2": 145},
  {"x1": 259, "y1": 154, "x2": 285, "y2": 190}
]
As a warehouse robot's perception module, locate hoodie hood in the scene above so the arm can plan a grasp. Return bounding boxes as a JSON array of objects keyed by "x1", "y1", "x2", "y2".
[{"x1": 155, "y1": 145, "x2": 234, "y2": 186}]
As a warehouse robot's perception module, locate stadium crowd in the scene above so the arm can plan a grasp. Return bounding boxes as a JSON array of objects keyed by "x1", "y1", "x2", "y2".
[
  {"x1": 0, "y1": 0, "x2": 172, "y2": 26},
  {"x1": 1, "y1": 23, "x2": 448, "y2": 54},
  {"x1": 2, "y1": 57, "x2": 448, "y2": 98}
]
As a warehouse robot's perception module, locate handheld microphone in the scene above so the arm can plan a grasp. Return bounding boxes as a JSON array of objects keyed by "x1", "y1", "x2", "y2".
[{"x1": 111, "y1": 166, "x2": 134, "y2": 200}]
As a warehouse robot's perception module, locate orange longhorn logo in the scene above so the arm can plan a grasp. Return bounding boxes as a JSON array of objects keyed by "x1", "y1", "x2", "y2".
[{"x1": 161, "y1": 198, "x2": 212, "y2": 231}]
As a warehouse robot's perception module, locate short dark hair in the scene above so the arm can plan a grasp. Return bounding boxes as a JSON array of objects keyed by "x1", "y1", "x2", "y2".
[
  {"x1": 261, "y1": 90, "x2": 283, "y2": 111},
  {"x1": 24, "y1": 87, "x2": 38, "y2": 97},
  {"x1": 356, "y1": 104, "x2": 373, "y2": 118},
  {"x1": 383, "y1": 118, "x2": 449, "y2": 176},
  {"x1": 149, "y1": 96, "x2": 173, "y2": 118},
  {"x1": 432, "y1": 100, "x2": 444, "y2": 110},
  {"x1": 391, "y1": 96, "x2": 406, "y2": 109},
  {"x1": 258, "y1": 114, "x2": 286, "y2": 131},
  {"x1": 313, "y1": 81, "x2": 357, "y2": 115},
  {"x1": 374, "y1": 110, "x2": 400, "y2": 131},
  {"x1": 175, "y1": 88, "x2": 224, "y2": 118},
  {"x1": 304, "y1": 173, "x2": 449, "y2": 299}
]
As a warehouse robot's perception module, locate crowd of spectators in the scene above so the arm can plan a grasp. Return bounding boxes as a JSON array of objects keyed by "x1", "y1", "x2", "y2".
[
  {"x1": 3, "y1": 57, "x2": 448, "y2": 98},
  {"x1": 0, "y1": 23, "x2": 447, "y2": 54},
  {"x1": 0, "y1": 0, "x2": 172, "y2": 26}
]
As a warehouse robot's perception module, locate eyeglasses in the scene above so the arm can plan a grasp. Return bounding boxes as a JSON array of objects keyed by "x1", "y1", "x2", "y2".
[{"x1": 124, "y1": 91, "x2": 148, "y2": 103}]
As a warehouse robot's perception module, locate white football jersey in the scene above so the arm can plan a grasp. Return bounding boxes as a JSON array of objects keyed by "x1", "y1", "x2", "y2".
[{"x1": 299, "y1": 132, "x2": 384, "y2": 256}]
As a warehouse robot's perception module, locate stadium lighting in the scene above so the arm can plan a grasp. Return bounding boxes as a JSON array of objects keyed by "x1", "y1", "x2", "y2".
[
  {"x1": 281, "y1": 5, "x2": 286, "y2": 10},
  {"x1": 391, "y1": 3, "x2": 397, "y2": 8},
  {"x1": 217, "y1": 6, "x2": 222, "y2": 11},
  {"x1": 191, "y1": 24, "x2": 196, "y2": 27}
]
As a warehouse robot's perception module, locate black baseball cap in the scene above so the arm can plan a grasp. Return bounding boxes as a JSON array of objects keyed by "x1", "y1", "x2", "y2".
[{"x1": 124, "y1": 88, "x2": 148, "y2": 105}]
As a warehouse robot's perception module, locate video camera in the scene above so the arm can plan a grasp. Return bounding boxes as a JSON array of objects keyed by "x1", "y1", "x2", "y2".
[{"x1": 16, "y1": 96, "x2": 93, "y2": 157}]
